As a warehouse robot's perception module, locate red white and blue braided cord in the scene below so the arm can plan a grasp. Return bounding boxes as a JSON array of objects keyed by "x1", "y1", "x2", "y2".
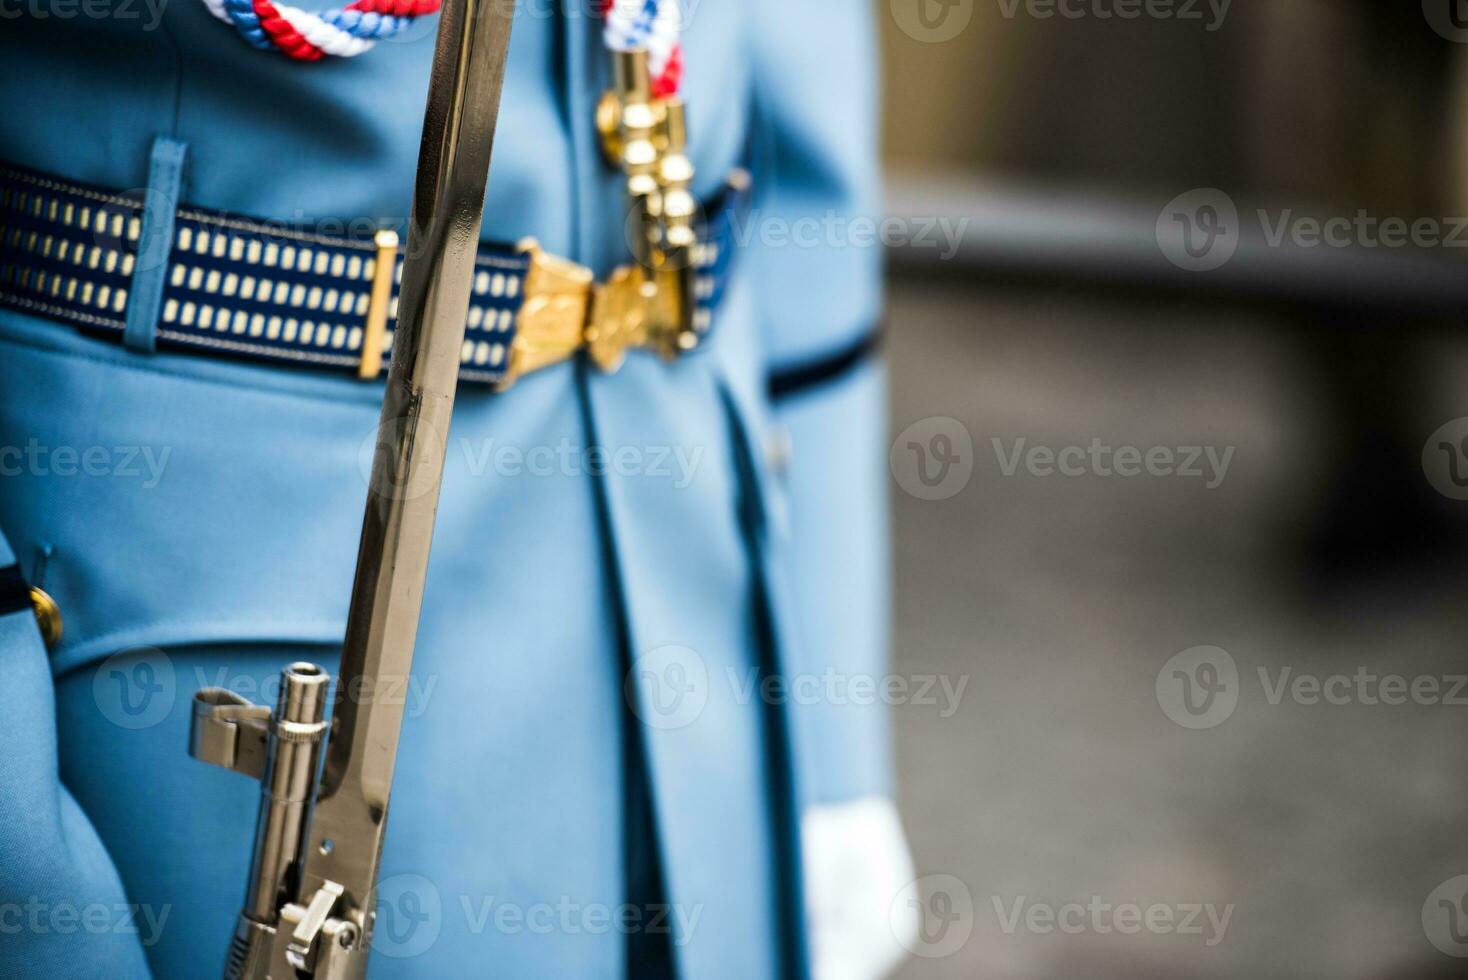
[
  {"x1": 601, "y1": 0, "x2": 683, "y2": 96},
  {"x1": 201, "y1": 0, "x2": 439, "y2": 60},
  {"x1": 202, "y1": 0, "x2": 683, "y2": 84}
]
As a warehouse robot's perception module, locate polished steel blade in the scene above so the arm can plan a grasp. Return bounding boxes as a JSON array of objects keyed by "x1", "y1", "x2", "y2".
[{"x1": 299, "y1": 0, "x2": 516, "y2": 921}]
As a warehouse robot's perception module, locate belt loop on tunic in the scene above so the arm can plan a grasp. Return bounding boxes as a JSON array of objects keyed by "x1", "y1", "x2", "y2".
[{"x1": 124, "y1": 135, "x2": 189, "y2": 353}]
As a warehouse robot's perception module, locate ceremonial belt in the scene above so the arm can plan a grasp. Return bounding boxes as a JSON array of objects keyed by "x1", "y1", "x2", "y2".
[{"x1": 0, "y1": 163, "x2": 746, "y2": 390}]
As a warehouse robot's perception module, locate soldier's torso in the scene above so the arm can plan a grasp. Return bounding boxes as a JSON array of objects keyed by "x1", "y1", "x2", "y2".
[{"x1": 0, "y1": 4, "x2": 808, "y2": 978}]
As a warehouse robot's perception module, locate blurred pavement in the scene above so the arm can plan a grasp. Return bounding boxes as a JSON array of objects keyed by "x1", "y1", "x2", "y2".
[{"x1": 885, "y1": 276, "x2": 1468, "y2": 980}]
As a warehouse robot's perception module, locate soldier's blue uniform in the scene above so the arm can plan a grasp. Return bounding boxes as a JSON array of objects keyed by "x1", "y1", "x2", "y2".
[{"x1": 0, "y1": 2, "x2": 901, "y2": 977}]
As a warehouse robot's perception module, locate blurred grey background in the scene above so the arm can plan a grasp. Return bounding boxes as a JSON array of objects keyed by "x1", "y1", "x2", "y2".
[{"x1": 880, "y1": 3, "x2": 1468, "y2": 977}]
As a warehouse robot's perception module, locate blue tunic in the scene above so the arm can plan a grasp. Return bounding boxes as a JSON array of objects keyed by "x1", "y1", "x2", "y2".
[{"x1": 0, "y1": 2, "x2": 887, "y2": 977}]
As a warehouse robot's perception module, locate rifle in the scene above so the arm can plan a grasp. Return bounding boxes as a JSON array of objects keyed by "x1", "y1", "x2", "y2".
[{"x1": 185, "y1": 1, "x2": 517, "y2": 974}]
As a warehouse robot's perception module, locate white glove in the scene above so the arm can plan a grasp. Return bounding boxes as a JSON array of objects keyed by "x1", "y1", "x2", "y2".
[{"x1": 803, "y1": 796, "x2": 918, "y2": 980}]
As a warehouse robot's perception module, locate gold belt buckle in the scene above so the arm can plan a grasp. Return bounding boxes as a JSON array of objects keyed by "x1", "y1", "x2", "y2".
[
  {"x1": 358, "y1": 46, "x2": 706, "y2": 389},
  {"x1": 386, "y1": 43, "x2": 704, "y2": 390},
  {"x1": 496, "y1": 43, "x2": 703, "y2": 392},
  {"x1": 503, "y1": 240, "x2": 593, "y2": 384},
  {"x1": 353, "y1": 233, "x2": 697, "y2": 390},
  {"x1": 498, "y1": 239, "x2": 694, "y2": 390}
]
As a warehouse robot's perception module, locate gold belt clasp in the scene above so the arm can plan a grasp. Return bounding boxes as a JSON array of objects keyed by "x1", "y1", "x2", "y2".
[
  {"x1": 505, "y1": 240, "x2": 594, "y2": 385},
  {"x1": 500, "y1": 48, "x2": 704, "y2": 390},
  {"x1": 585, "y1": 263, "x2": 688, "y2": 373},
  {"x1": 501, "y1": 241, "x2": 696, "y2": 388}
]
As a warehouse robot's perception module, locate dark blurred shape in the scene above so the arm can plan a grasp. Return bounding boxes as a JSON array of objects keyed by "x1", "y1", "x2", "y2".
[{"x1": 881, "y1": 4, "x2": 1468, "y2": 978}]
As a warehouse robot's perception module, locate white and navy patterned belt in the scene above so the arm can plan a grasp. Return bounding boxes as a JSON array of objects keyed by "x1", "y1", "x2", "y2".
[{"x1": 0, "y1": 163, "x2": 746, "y2": 390}]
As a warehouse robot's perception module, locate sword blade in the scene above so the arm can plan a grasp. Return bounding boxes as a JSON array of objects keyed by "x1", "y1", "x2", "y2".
[{"x1": 301, "y1": 0, "x2": 516, "y2": 920}]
